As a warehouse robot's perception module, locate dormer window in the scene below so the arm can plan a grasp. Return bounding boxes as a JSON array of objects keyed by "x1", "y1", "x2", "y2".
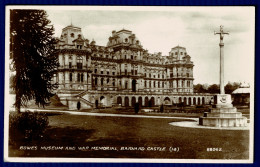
[
  {"x1": 64, "y1": 33, "x2": 67, "y2": 38},
  {"x1": 125, "y1": 38, "x2": 128, "y2": 43},
  {"x1": 71, "y1": 33, "x2": 74, "y2": 38},
  {"x1": 78, "y1": 34, "x2": 82, "y2": 38},
  {"x1": 77, "y1": 45, "x2": 82, "y2": 49},
  {"x1": 136, "y1": 40, "x2": 139, "y2": 45}
]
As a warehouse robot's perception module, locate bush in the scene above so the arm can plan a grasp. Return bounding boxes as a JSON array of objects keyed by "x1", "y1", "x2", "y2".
[{"x1": 9, "y1": 111, "x2": 49, "y2": 142}]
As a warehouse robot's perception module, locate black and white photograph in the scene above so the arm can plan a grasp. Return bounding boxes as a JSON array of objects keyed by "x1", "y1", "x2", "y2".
[{"x1": 4, "y1": 6, "x2": 254, "y2": 163}]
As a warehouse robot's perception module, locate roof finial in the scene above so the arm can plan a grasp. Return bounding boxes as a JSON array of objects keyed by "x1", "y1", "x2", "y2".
[{"x1": 70, "y1": 17, "x2": 73, "y2": 26}]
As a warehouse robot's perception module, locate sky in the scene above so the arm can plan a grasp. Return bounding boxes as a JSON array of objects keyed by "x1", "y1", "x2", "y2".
[{"x1": 45, "y1": 6, "x2": 254, "y2": 85}]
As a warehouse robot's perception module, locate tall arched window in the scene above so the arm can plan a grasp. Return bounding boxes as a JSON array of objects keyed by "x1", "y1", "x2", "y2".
[
  {"x1": 81, "y1": 74, "x2": 84, "y2": 82},
  {"x1": 101, "y1": 78, "x2": 104, "y2": 86},
  {"x1": 77, "y1": 56, "x2": 83, "y2": 69},
  {"x1": 112, "y1": 79, "x2": 115, "y2": 86},
  {"x1": 69, "y1": 73, "x2": 72, "y2": 82},
  {"x1": 95, "y1": 78, "x2": 98, "y2": 85},
  {"x1": 77, "y1": 73, "x2": 80, "y2": 82},
  {"x1": 125, "y1": 81, "x2": 128, "y2": 89}
]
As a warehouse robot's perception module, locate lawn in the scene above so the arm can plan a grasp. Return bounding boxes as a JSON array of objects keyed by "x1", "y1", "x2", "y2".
[{"x1": 9, "y1": 113, "x2": 249, "y2": 159}]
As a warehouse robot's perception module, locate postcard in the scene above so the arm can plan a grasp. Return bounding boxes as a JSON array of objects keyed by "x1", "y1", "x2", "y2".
[{"x1": 4, "y1": 6, "x2": 254, "y2": 163}]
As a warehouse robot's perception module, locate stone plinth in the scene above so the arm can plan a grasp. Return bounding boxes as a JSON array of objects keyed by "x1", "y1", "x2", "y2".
[{"x1": 199, "y1": 94, "x2": 247, "y2": 127}]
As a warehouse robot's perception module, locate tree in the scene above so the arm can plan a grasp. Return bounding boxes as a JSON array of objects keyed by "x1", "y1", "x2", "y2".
[
  {"x1": 208, "y1": 84, "x2": 220, "y2": 94},
  {"x1": 225, "y1": 82, "x2": 240, "y2": 94},
  {"x1": 193, "y1": 84, "x2": 207, "y2": 93},
  {"x1": 10, "y1": 10, "x2": 58, "y2": 113}
]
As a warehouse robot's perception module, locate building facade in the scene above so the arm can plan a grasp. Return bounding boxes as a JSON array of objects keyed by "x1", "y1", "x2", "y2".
[{"x1": 54, "y1": 25, "x2": 212, "y2": 110}]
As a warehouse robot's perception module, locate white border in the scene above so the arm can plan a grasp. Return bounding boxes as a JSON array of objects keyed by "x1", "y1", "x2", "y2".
[{"x1": 4, "y1": 5, "x2": 255, "y2": 163}]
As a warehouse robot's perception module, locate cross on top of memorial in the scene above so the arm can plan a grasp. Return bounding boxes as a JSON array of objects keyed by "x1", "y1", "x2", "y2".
[{"x1": 214, "y1": 25, "x2": 229, "y2": 42}]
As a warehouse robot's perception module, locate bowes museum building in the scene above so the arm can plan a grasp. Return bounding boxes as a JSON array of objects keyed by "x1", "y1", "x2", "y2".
[{"x1": 53, "y1": 25, "x2": 212, "y2": 110}]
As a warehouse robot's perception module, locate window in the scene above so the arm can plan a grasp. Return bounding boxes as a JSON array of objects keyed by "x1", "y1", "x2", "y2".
[
  {"x1": 135, "y1": 70, "x2": 137, "y2": 75},
  {"x1": 101, "y1": 71, "x2": 103, "y2": 74},
  {"x1": 187, "y1": 73, "x2": 189, "y2": 77},
  {"x1": 112, "y1": 72, "x2": 115, "y2": 75},
  {"x1": 154, "y1": 81, "x2": 156, "y2": 87},
  {"x1": 78, "y1": 34, "x2": 81, "y2": 38},
  {"x1": 69, "y1": 62, "x2": 72, "y2": 69},
  {"x1": 95, "y1": 78, "x2": 97, "y2": 85},
  {"x1": 125, "y1": 81, "x2": 128, "y2": 89},
  {"x1": 158, "y1": 82, "x2": 160, "y2": 88},
  {"x1": 69, "y1": 73, "x2": 72, "y2": 82},
  {"x1": 149, "y1": 81, "x2": 151, "y2": 88},
  {"x1": 101, "y1": 78, "x2": 104, "y2": 86},
  {"x1": 125, "y1": 38, "x2": 128, "y2": 43},
  {"x1": 95, "y1": 69, "x2": 97, "y2": 73},
  {"x1": 70, "y1": 33, "x2": 74, "y2": 38},
  {"x1": 181, "y1": 52, "x2": 183, "y2": 55},
  {"x1": 144, "y1": 81, "x2": 147, "y2": 87},
  {"x1": 125, "y1": 55, "x2": 127, "y2": 59},
  {"x1": 175, "y1": 52, "x2": 178, "y2": 55},
  {"x1": 77, "y1": 73, "x2": 80, "y2": 82},
  {"x1": 77, "y1": 56, "x2": 83, "y2": 69},
  {"x1": 81, "y1": 74, "x2": 84, "y2": 82},
  {"x1": 149, "y1": 73, "x2": 151, "y2": 78},
  {"x1": 131, "y1": 70, "x2": 134, "y2": 75},
  {"x1": 162, "y1": 82, "x2": 164, "y2": 88},
  {"x1": 125, "y1": 69, "x2": 127, "y2": 75},
  {"x1": 131, "y1": 55, "x2": 133, "y2": 59},
  {"x1": 107, "y1": 78, "x2": 109, "y2": 83},
  {"x1": 158, "y1": 74, "x2": 160, "y2": 78},
  {"x1": 107, "y1": 71, "x2": 109, "y2": 75},
  {"x1": 77, "y1": 45, "x2": 82, "y2": 49}
]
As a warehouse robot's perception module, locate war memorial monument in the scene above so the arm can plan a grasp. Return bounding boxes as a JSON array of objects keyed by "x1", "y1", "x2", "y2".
[{"x1": 199, "y1": 26, "x2": 247, "y2": 127}]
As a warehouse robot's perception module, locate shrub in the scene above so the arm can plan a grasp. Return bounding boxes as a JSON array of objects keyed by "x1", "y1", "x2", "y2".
[{"x1": 9, "y1": 111, "x2": 49, "y2": 142}]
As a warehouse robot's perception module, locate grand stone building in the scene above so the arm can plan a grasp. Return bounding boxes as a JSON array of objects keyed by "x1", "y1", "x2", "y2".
[{"x1": 53, "y1": 24, "x2": 212, "y2": 110}]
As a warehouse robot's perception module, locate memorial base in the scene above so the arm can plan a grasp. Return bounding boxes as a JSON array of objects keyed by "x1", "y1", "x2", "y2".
[{"x1": 199, "y1": 94, "x2": 247, "y2": 127}]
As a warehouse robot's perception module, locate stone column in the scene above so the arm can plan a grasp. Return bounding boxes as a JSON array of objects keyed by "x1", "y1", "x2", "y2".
[
  {"x1": 215, "y1": 25, "x2": 229, "y2": 94},
  {"x1": 220, "y1": 42, "x2": 224, "y2": 94}
]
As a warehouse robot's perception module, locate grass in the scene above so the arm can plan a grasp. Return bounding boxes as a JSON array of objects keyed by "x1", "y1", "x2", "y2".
[{"x1": 9, "y1": 113, "x2": 249, "y2": 159}]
